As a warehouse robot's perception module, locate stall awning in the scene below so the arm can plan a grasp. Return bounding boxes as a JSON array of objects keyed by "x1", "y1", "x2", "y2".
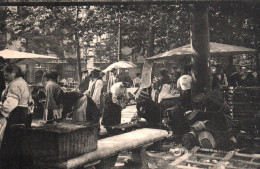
[
  {"x1": 146, "y1": 42, "x2": 257, "y2": 61},
  {"x1": 0, "y1": 49, "x2": 58, "y2": 59}
]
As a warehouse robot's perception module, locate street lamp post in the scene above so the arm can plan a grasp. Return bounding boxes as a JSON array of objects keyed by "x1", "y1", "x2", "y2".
[{"x1": 117, "y1": 12, "x2": 122, "y2": 61}]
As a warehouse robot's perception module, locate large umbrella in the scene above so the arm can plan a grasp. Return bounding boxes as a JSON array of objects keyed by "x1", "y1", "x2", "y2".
[
  {"x1": 0, "y1": 49, "x2": 58, "y2": 59},
  {"x1": 146, "y1": 42, "x2": 257, "y2": 61},
  {"x1": 103, "y1": 61, "x2": 137, "y2": 72}
]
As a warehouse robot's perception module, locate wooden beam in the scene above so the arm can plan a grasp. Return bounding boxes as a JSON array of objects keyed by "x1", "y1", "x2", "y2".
[
  {"x1": 0, "y1": 0, "x2": 257, "y2": 6},
  {"x1": 169, "y1": 146, "x2": 200, "y2": 166},
  {"x1": 230, "y1": 159, "x2": 260, "y2": 167},
  {"x1": 211, "y1": 151, "x2": 236, "y2": 169},
  {"x1": 176, "y1": 165, "x2": 201, "y2": 169},
  {"x1": 185, "y1": 160, "x2": 214, "y2": 166}
]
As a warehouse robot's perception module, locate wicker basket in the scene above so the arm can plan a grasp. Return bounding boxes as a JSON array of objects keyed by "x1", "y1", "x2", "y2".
[{"x1": 24, "y1": 122, "x2": 98, "y2": 162}]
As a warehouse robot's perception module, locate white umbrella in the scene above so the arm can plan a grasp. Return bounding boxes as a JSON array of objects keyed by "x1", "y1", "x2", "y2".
[
  {"x1": 0, "y1": 49, "x2": 58, "y2": 59},
  {"x1": 147, "y1": 42, "x2": 257, "y2": 61},
  {"x1": 103, "y1": 61, "x2": 137, "y2": 72}
]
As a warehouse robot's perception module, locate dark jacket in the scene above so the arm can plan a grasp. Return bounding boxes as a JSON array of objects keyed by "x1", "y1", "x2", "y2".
[
  {"x1": 79, "y1": 75, "x2": 91, "y2": 93},
  {"x1": 0, "y1": 71, "x2": 5, "y2": 96}
]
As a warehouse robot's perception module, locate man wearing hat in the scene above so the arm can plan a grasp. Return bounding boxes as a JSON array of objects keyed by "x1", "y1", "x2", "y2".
[
  {"x1": 43, "y1": 71, "x2": 63, "y2": 122},
  {"x1": 84, "y1": 68, "x2": 103, "y2": 109}
]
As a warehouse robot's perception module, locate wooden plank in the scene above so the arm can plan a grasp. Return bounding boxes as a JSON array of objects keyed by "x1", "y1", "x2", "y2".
[
  {"x1": 185, "y1": 160, "x2": 214, "y2": 166},
  {"x1": 194, "y1": 153, "x2": 223, "y2": 160},
  {"x1": 176, "y1": 165, "x2": 201, "y2": 169},
  {"x1": 169, "y1": 146, "x2": 200, "y2": 166},
  {"x1": 235, "y1": 153, "x2": 260, "y2": 159},
  {"x1": 199, "y1": 148, "x2": 229, "y2": 154},
  {"x1": 82, "y1": 160, "x2": 100, "y2": 168},
  {"x1": 223, "y1": 166, "x2": 245, "y2": 169},
  {"x1": 229, "y1": 159, "x2": 260, "y2": 167},
  {"x1": 0, "y1": 0, "x2": 257, "y2": 6},
  {"x1": 211, "y1": 151, "x2": 236, "y2": 169}
]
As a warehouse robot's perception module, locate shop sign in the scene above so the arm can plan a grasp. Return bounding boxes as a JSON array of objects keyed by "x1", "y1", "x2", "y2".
[{"x1": 46, "y1": 59, "x2": 68, "y2": 64}]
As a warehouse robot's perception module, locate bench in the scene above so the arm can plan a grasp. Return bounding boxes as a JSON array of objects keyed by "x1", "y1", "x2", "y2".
[{"x1": 35, "y1": 128, "x2": 168, "y2": 169}]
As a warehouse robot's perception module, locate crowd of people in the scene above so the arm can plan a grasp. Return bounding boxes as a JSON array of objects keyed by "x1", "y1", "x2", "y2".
[{"x1": 0, "y1": 57, "x2": 260, "y2": 168}]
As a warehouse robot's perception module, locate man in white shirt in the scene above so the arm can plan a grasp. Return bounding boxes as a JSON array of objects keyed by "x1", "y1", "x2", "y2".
[
  {"x1": 84, "y1": 68, "x2": 103, "y2": 109},
  {"x1": 107, "y1": 68, "x2": 118, "y2": 93},
  {"x1": 177, "y1": 66, "x2": 192, "y2": 110}
]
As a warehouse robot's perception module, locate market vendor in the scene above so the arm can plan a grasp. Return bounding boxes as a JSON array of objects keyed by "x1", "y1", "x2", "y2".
[
  {"x1": 43, "y1": 71, "x2": 63, "y2": 122},
  {"x1": 63, "y1": 91, "x2": 100, "y2": 123},
  {"x1": 177, "y1": 66, "x2": 192, "y2": 110},
  {"x1": 0, "y1": 63, "x2": 32, "y2": 169},
  {"x1": 154, "y1": 68, "x2": 172, "y2": 103},
  {"x1": 84, "y1": 68, "x2": 103, "y2": 109},
  {"x1": 135, "y1": 88, "x2": 162, "y2": 127},
  {"x1": 102, "y1": 81, "x2": 129, "y2": 133}
]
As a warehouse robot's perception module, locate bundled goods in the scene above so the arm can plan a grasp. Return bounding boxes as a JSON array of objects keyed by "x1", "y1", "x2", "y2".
[{"x1": 24, "y1": 121, "x2": 98, "y2": 162}]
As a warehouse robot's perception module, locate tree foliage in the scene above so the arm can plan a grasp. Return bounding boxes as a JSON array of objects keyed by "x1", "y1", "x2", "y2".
[
  {"x1": 92, "y1": 5, "x2": 190, "y2": 62},
  {"x1": 5, "y1": 6, "x2": 101, "y2": 57},
  {"x1": 208, "y1": 2, "x2": 260, "y2": 50},
  {"x1": 3, "y1": 3, "x2": 260, "y2": 64}
]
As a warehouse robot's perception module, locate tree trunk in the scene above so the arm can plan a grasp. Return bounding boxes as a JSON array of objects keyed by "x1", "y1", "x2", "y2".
[
  {"x1": 190, "y1": 4, "x2": 211, "y2": 97},
  {"x1": 0, "y1": 8, "x2": 7, "y2": 50},
  {"x1": 76, "y1": 6, "x2": 82, "y2": 82}
]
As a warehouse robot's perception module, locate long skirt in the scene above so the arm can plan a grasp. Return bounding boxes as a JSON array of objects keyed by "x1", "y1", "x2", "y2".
[
  {"x1": 180, "y1": 89, "x2": 192, "y2": 110},
  {"x1": 102, "y1": 93, "x2": 122, "y2": 127},
  {"x1": 0, "y1": 107, "x2": 32, "y2": 169}
]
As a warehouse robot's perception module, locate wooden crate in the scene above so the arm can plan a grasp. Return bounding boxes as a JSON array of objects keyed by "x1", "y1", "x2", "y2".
[
  {"x1": 230, "y1": 87, "x2": 260, "y2": 135},
  {"x1": 169, "y1": 146, "x2": 260, "y2": 169}
]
